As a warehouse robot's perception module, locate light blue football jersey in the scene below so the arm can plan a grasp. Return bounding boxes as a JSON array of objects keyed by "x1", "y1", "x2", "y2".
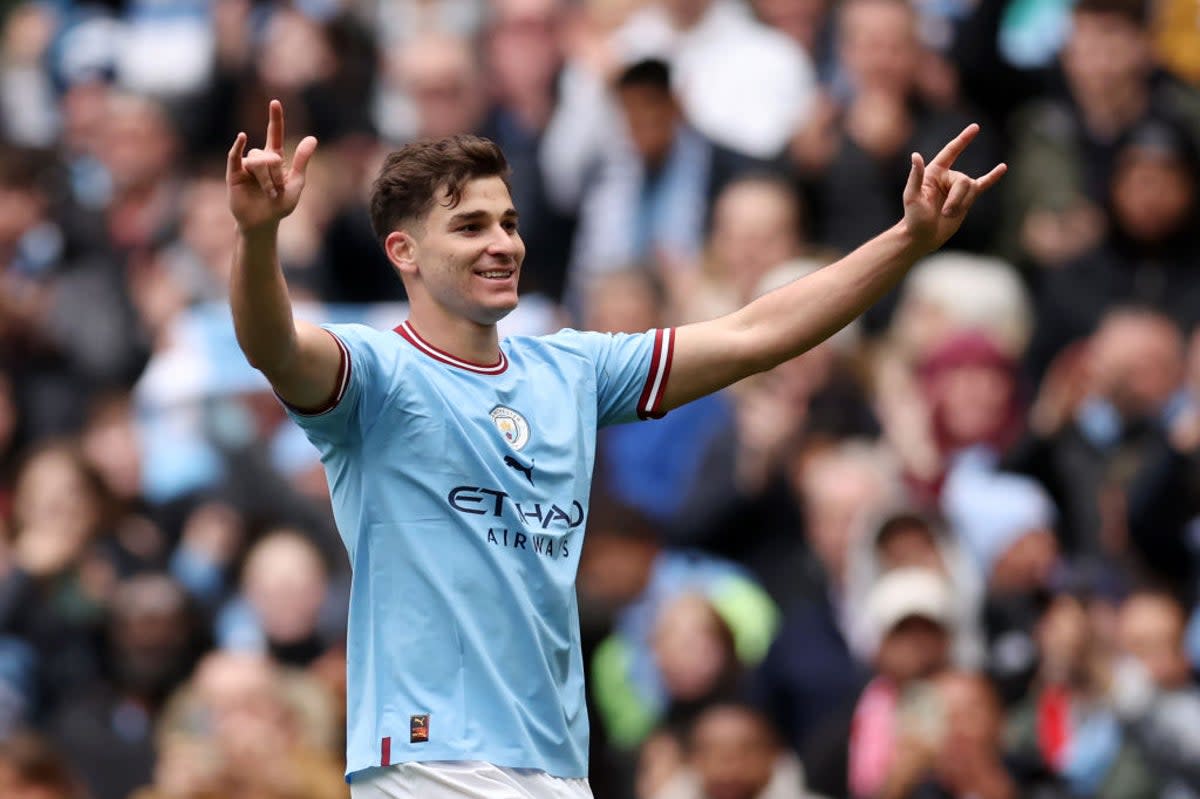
[{"x1": 286, "y1": 320, "x2": 675, "y2": 780}]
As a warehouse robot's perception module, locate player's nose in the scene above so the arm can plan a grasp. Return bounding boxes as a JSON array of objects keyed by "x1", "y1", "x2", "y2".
[{"x1": 485, "y1": 224, "x2": 519, "y2": 258}]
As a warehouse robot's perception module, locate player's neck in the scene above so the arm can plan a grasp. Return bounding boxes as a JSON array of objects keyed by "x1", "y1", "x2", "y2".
[{"x1": 405, "y1": 308, "x2": 502, "y2": 367}]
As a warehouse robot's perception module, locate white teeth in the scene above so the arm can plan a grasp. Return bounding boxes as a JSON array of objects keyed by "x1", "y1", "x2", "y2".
[{"x1": 480, "y1": 271, "x2": 511, "y2": 278}]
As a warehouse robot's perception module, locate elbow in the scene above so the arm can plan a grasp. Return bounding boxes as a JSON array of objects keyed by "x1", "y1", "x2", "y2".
[
  {"x1": 234, "y1": 334, "x2": 271, "y2": 372},
  {"x1": 240, "y1": 351, "x2": 279, "y2": 383},
  {"x1": 233, "y1": 322, "x2": 300, "y2": 377},
  {"x1": 241, "y1": 350, "x2": 273, "y2": 374}
]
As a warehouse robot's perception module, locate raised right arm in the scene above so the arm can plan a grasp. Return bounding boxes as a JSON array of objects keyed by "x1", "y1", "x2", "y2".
[{"x1": 227, "y1": 100, "x2": 341, "y2": 411}]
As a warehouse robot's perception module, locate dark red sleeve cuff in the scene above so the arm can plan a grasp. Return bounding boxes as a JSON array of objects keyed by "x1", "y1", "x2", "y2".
[
  {"x1": 280, "y1": 330, "x2": 351, "y2": 416},
  {"x1": 637, "y1": 327, "x2": 675, "y2": 420}
]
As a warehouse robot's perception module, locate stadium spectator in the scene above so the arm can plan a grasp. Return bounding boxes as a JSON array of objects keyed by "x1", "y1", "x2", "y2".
[
  {"x1": 789, "y1": 0, "x2": 1000, "y2": 272},
  {"x1": 749, "y1": 0, "x2": 834, "y2": 82},
  {"x1": 1012, "y1": 307, "x2": 1185, "y2": 562},
  {"x1": 883, "y1": 252, "x2": 1033, "y2": 366},
  {"x1": 589, "y1": 269, "x2": 735, "y2": 531},
  {"x1": 1003, "y1": 0, "x2": 1200, "y2": 270},
  {"x1": 0, "y1": 1, "x2": 1196, "y2": 796},
  {"x1": 845, "y1": 508, "x2": 985, "y2": 671},
  {"x1": 652, "y1": 702, "x2": 823, "y2": 799},
  {"x1": 1004, "y1": 590, "x2": 1160, "y2": 798},
  {"x1": 613, "y1": 0, "x2": 816, "y2": 159},
  {"x1": 879, "y1": 670, "x2": 1017, "y2": 799},
  {"x1": 1123, "y1": 325, "x2": 1200, "y2": 593},
  {"x1": 1027, "y1": 116, "x2": 1200, "y2": 377},
  {"x1": 48, "y1": 574, "x2": 199, "y2": 799},
  {"x1": 801, "y1": 567, "x2": 957, "y2": 798},
  {"x1": 940, "y1": 451, "x2": 1063, "y2": 701},
  {"x1": 582, "y1": 499, "x2": 778, "y2": 750},
  {"x1": 878, "y1": 330, "x2": 1026, "y2": 504},
  {"x1": 1, "y1": 441, "x2": 122, "y2": 716},
  {"x1": 669, "y1": 327, "x2": 878, "y2": 602},
  {"x1": 140, "y1": 650, "x2": 346, "y2": 799},
  {"x1": 478, "y1": 0, "x2": 576, "y2": 301},
  {"x1": 1111, "y1": 588, "x2": 1200, "y2": 795},
  {"x1": 678, "y1": 176, "x2": 810, "y2": 324},
  {"x1": 385, "y1": 30, "x2": 487, "y2": 143},
  {"x1": 215, "y1": 527, "x2": 342, "y2": 670},
  {"x1": 567, "y1": 59, "x2": 777, "y2": 309},
  {"x1": 747, "y1": 445, "x2": 901, "y2": 755}
]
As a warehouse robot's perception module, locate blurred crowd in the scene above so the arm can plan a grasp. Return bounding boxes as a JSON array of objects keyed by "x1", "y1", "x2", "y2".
[{"x1": 1, "y1": 0, "x2": 1200, "y2": 798}]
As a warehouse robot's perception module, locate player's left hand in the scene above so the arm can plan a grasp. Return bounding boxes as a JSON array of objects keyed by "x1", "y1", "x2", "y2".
[
  {"x1": 227, "y1": 99, "x2": 317, "y2": 234},
  {"x1": 902, "y1": 124, "x2": 1006, "y2": 252}
]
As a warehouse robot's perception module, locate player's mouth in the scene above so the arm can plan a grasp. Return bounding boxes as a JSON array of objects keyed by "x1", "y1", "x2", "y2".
[{"x1": 475, "y1": 268, "x2": 516, "y2": 281}]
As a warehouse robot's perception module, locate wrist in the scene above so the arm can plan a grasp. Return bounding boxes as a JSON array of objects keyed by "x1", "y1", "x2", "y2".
[
  {"x1": 237, "y1": 220, "x2": 281, "y2": 244},
  {"x1": 893, "y1": 219, "x2": 936, "y2": 259}
]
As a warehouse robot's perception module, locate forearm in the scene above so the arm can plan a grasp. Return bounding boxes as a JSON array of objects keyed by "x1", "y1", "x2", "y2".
[
  {"x1": 664, "y1": 125, "x2": 1002, "y2": 412},
  {"x1": 733, "y1": 222, "x2": 922, "y2": 370},
  {"x1": 663, "y1": 223, "x2": 924, "y2": 410},
  {"x1": 229, "y1": 224, "x2": 300, "y2": 375}
]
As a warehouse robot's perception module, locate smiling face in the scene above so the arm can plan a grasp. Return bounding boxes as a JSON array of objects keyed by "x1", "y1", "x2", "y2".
[{"x1": 391, "y1": 176, "x2": 525, "y2": 326}]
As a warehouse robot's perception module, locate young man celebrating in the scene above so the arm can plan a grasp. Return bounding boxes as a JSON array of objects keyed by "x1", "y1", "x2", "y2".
[{"x1": 226, "y1": 100, "x2": 1004, "y2": 798}]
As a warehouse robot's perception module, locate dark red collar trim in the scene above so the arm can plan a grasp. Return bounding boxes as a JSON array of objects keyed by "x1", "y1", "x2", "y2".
[{"x1": 394, "y1": 321, "x2": 508, "y2": 375}]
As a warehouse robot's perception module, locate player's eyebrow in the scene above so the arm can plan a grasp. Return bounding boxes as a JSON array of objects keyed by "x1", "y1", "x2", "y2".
[{"x1": 447, "y1": 208, "x2": 520, "y2": 225}]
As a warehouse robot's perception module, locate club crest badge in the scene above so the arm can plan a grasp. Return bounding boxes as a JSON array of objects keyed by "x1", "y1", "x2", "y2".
[{"x1": 490, "y1": 406, "x2": 530, "y2": 451}]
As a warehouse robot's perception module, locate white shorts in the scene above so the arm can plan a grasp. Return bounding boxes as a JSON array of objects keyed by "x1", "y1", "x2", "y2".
[{"x1": 349, "y1": 761, "x2": 593, "y2": 799}]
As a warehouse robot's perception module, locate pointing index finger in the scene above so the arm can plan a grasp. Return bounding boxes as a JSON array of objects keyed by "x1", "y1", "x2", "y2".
[
  {"x1": 267, "y1": 99, "x2": 284, "y2": 154},
  {"x1": 930, "y1": 123, "x2": 980, "y2": 170}
]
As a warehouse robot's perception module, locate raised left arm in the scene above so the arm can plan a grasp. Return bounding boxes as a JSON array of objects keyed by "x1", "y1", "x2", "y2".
[{"x1": 660, "y1": 124, "x2": 1007, "y2": 412}]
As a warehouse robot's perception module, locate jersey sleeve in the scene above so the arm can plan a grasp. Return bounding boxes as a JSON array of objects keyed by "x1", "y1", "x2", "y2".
[
  {"x1": 282, "y1": 323, "x2": 379, "y2": 446},
  {"x1": 581, "y1": 327, "x2": 676, "y2": 427}
]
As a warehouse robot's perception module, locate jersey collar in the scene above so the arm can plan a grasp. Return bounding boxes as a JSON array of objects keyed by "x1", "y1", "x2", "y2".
[{"x1": 394, "y1": 321, "x2": 509, "y2": 375}]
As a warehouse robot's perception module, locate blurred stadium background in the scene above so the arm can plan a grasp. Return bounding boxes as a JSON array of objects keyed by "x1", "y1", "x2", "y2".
[{"x1": 2, "y1": 0, "x2": 1200, "y2": 798}]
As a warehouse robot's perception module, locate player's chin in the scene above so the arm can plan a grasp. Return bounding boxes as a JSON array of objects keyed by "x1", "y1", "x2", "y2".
[{"x1": 472, "y1": 293, "x2": 520, "y2": 324}]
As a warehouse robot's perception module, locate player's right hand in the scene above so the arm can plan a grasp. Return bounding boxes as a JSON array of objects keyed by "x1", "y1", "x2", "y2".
[{"x1": 227, "y1": 99, "x2": 317, "y2": 234}]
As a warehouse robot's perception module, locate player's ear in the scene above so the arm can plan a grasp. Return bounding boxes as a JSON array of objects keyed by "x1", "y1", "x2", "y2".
[{"x1": 385, "y1": 229, "x2": 418, "y2": 275}]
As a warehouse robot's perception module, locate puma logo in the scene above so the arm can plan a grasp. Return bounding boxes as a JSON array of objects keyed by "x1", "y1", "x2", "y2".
[{"x1": 504, "y1": 455, "x2": 534, "y2": 484}]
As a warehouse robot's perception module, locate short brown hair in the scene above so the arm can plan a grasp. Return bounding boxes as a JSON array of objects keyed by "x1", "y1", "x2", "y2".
[{"x1": 368, "y1": 135, "x2": 510, "y2": 245}]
